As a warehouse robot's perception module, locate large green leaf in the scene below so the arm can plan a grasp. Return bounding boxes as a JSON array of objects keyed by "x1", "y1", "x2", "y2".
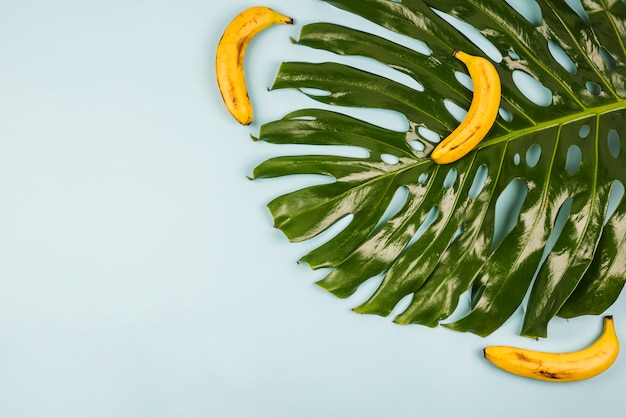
[{"x1": 251, "y1": 0, "x2": 626, "y2": 338}]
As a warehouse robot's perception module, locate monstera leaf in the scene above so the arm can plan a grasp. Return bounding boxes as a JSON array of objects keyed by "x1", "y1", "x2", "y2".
[{"x1": 251, "y1": 0, "x2": 626, "y2": 338}]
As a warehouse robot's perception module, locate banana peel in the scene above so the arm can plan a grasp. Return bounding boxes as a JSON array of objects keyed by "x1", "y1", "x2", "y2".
[
  {"x1": 431, "y1": 51, "x2": 501, "y2": 164},
  {"x1": 484, "y1": 316, "x2": 619, "y2": 382},
  {"x1": 216, "y1": 6, "x2": 293, "y2": 125}
]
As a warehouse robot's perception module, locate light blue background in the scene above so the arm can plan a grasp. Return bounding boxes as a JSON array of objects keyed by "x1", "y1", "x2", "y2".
[{"x1": 0, "y1": 1, "x2": 624, "y2": 417}]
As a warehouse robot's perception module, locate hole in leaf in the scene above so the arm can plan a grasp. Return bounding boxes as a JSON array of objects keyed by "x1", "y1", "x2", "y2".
[
  {"x1": 410, "y1": 140, "x2": 425, "y2": 152},
  {"x1": 566, "y1": 145, "x2": 582, "y2": 175},
  {"x1": 514, "y1": 153, "x2": 521, "y2": 165},
  {"x1": 565, "y1": 0, "x2": 591, "y2": 25},
  {"x1": 405, "y1": 206, "x2": 440, "y2": 249},
  {"x1": 512, "y1": 70, "x2": 553, "y2": 106},
  {"x1": 299, "y1": 87, "x2": 332, "y2": 97},
  {"x1": 370, "y1": 63, "x2": 425, "y2": 92},
  {"x1": 504, "y1": 0, "x2": 542, "y2": 26},
  {"x1": 499, "y1": 108, "x2": 513, "y2": 122},
  {"x1": 454, "y1": 71, "x2": 473, "y2": 91},
  {"x1": 547, "y1": 40, "x2": 577, "y2": 74},
  {"x1": 443, "y1": 168, "x2": 458, "y2": 189},
  {"x1": 600, "y1": 47, "x2": 618, "y2": 71},
  {"x1": 374, "y1": 186, "x2": 409, "y2": 230},
  {"x1": 508, "y1": 50, "x2": 521, "y2": 60},
  {"x1": 393, "y1": 34, "x2": 431, "y2": 57},
  {"x1": 614, "y1": 113, "x2": 623, "y2": 121},
  {"x1": 291, "y1": 145, "x2": 370, "y2": 159},
  {"x1": 491, "y1": 179, "x2": 529, "y2": 252},
  {"x1": 468, "y1": 164, "x2": 488, "y2": 199},
  {"x1": 288, "y1": 115, "x2": 317, "y2": 121},
  {"x1": 381, "y1": 153, "x2": 400, "y2": 165},
  {"x1": 418, "y1": 126, "x2": 441, "y2": 143},
  {"x1": 586, "y1": 81, "x2": 601, "y2": 96},
  {"x1": 608, "y1": 129, "x2": 621, "y2": 158},
  {"x1": 579, "y1": 124, "x2": 591, "y2": 138},
  {"x1": 418, "y1": 172, "x2": 429, "y2": 184},
  {"x1": 451, "y1": 221, "x2": 465, "y2": 244},
  {"x1": 431, "y1": 9, "x2": 503, "y2": 63},
  {"x1": 470, "y1": 283, "x2": 486, "y2": 309},
  {"x1": 604, "y1": 180, "x2": 625, "y2": 226},
  {"x1": 444, "y1": 99, "x2": 468, "y2": 123},
  {"x1": 539, "y1": 197, "x2": 574, "y2": 265},
  {"x1": 526, "y1": 144, "x2": 542, "y2": 168}
]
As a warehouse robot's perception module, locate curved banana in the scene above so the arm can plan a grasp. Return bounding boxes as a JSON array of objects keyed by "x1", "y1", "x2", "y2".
[
  {"x1": 430, "y1": 51, "x2": 501, "y2": 164},
  {"x1": 484, "y1": 316, "x2": 619, "y2": 382},
  {"x1": 216, "y1": 7, "x2": 293, "y2": 125}
]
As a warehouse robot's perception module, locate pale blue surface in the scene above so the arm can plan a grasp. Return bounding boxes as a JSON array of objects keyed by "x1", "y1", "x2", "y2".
[{"x1": 0, "y1": 1, "x2": 624, "y2": 417}]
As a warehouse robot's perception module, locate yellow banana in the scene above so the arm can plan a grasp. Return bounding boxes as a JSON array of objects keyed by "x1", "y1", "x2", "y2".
[
  {"x1": 430, "y1": 51, "x2": 501, "y2": 164},
  {"x1": 484, "y1": 316, "x2": 619, "y2": 382},
  {"x1": 216, "y1": 7, "x2": 293, "y2": 125}
]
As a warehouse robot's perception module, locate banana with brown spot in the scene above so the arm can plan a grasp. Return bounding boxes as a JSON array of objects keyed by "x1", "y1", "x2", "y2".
[
  {"x1": 216, "y1": 7, "x2": 293, "y2": 125},
  {"x1": 484, "y1": 316, "x2": 619, "y2": 382}
]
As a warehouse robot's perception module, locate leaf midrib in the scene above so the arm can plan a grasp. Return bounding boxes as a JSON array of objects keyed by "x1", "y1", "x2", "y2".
[
  {"x1": 295, "y1": 99, "x2": 624, "y2": 227},
  {"x1": 479, "y1": 100, "x2": 625, "y2": 149}
]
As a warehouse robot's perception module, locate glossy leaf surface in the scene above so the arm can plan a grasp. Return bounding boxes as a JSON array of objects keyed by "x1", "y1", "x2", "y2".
[{"x1": 252, "y1": 0, "x2": 626, "y2": 338}]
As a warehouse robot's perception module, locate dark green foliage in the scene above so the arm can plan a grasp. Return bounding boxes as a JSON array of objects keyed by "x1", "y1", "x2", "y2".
[{"x1": 252, "y1": 0, "x2": 626, "y2": 338}]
